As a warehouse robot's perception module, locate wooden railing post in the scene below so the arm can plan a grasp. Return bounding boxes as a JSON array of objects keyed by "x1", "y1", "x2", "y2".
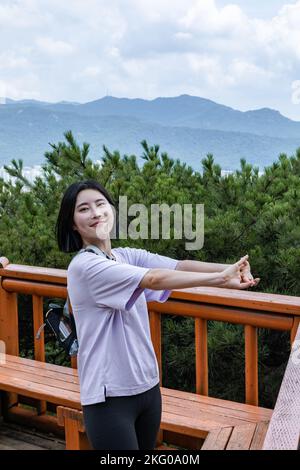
[
  {"x1": 0, "y1": 276, "x2": 19, "y2": 411},
  {"x1": 149, "y1": 310, "x2": 162, "y2": 382},
  {"x1": 71, "y1": 356, "x2": 78, "y2": 369},
  {"x1": 57, "y1": 407, "x2": 91, "y2": 450},
  {"x1": 32, "y1": 294, "x2": 47, "y2": 414},
  {"x1": 245, "y1": 325, "x2": 258, "y2": 406},
  {"x1": 148, "y1": 309, "x2": 163, "y2": 446},
  {"x1": 33, "y1": 295, "x2": 45, "y2": 363},
  {"x1": 0, "y1": 287, "x2": 19, "y2": 356},
  {"x1": 195, "y1": 318, "x2": 208, "y2": 396}
]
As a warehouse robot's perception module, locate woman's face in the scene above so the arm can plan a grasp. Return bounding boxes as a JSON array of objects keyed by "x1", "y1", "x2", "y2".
[{"x1": 73, "y1": 189, "x2": 115, "y2": 245}]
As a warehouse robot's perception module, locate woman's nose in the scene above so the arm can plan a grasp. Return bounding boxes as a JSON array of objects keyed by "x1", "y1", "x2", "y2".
[
  {"x1": 91, "y1": 206, "x2": 101, "y2": 217},
  {"x1": 91, "y1": 206, "x2": 106, "y2": 218}
]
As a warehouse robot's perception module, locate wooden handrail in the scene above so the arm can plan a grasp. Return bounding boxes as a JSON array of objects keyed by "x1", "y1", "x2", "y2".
[
  {"x1": 171, "y1": 287, "x2": 300, "y2": 316},
  {"x1": 2, "y1": 279, "x2": 67, "y2": 298},
  {"x1": 1, "y1": 263, "x2": 300, "y2": 315},
  {"x1": 148, "y1": 300, "x2": 293, "y2": 330},
  {"x1": 0, "y1": 263, "x2": 67, "y2": 284}
]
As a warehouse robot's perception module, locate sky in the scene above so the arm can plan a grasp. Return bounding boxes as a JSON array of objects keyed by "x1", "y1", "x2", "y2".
[{"x1": 1, "y1": 0, "x2": 300, "y2": 120}]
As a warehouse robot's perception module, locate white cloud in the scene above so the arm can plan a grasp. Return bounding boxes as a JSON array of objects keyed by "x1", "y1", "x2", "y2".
[
  {"x1": 0, "y1": 51, "x2": 29, "y2": 69},
  {"x1": 255, "y1": 3, "x2": 300, "y2": 60},
  {"x1": 81, "y1": 66, "x2": 102, "y2": 78},
  {"x1": 0, "y1": 74, "x2": 40, "y2": 101},
  {"x1": 0, "y1": 0, "x2": 300, "y2": 118},
  {"x1": 180, "y1": 0, "x2": 248, "y2": 35},
  {"x1": 291, "y1": 80, "x2": 300, "y2": 104},
  {"x1": 0, "y1": 0, "x2": 52, "y2": 28},
  {"x1": 186, "y1": 54, "x2": 223, "y2": 86},
  {"x1": 36, "y1": 37, "x2": 74, "y2": 56},
  {"x1": 229, "y1": 59, "x2": 275, "y2": 85}
]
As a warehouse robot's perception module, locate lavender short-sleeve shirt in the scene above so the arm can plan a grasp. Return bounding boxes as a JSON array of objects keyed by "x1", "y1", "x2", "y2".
[{"x1": 67, "y1": 247, "x2": 178, "y2": 405}]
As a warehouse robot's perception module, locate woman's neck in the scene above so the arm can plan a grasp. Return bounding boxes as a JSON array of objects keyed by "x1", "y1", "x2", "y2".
[{"x1": 83, "y1": 239, "x2": 112, "y2": 257}]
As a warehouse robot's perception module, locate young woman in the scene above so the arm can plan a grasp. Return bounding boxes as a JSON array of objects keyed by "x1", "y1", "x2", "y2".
[{"x1": 56, "y1": 180, "x2": 259, "y2": 450}]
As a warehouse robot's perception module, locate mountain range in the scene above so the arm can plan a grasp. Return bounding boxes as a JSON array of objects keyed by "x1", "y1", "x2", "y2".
[{"x1": 0, "y1": 94, "x2": 300, "y2": 170}]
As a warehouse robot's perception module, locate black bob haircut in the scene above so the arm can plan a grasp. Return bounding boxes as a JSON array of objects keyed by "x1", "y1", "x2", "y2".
[{"x1": 56, "y1": 180, "x2": 117, "y2": 253}]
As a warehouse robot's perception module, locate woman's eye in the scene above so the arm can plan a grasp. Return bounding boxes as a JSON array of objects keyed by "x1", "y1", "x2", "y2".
[{"x1": 79, "y1": 207, "x2": 88, "y2": 212}]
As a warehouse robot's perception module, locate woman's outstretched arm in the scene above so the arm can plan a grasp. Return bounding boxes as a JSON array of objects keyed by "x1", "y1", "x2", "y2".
[
  {"x1": 140, "y1": 255, "x2": 259, "y2": 291},
  {"x1": 175, "y1": 258, "x2": 255, "y2": 284},
  {"x1": 175, "y1": 259, "x2": 229, "y2": 272}
]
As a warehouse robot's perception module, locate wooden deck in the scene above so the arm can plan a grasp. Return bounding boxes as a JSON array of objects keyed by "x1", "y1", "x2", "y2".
[
  {"x1": 0, "y1": 354, "x2": 272, "y2": 450},
  {"x1": 0, "y1": 419, "x2": 65, "y2": 450}
]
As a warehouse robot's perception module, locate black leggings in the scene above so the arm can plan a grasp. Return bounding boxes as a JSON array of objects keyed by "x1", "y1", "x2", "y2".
[{"x1": 82, "y1": 383, "x2": 162, "y2": 450}]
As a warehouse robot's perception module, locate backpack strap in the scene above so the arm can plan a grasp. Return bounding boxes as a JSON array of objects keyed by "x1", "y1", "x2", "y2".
[
  {"x1": 66, "y1": 292, "x2": 73, "y2": 315},
  {"x1": 79, "y1": 244, "x2": 116, "y2": 261},
  {"x1": 65, "y1": 292, "x2": 74, "y2": 323}
]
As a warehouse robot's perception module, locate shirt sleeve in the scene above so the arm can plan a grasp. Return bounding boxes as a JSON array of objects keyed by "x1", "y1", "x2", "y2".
[
  {"x1": 114, "y1": 247, "x2": 178, "y2": 303},
  {"x1": 83, "y1": 252, "x2": 150, "y2": 311}
]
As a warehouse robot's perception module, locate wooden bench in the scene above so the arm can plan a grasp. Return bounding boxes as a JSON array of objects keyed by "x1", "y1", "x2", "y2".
[{"x1": 0, "y1": 354, "x2": 273, "y2": 450}]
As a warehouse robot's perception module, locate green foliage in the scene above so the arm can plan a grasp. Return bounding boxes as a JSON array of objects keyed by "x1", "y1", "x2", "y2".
[
  {"x1": 162, "y1": 317, "x2": 196, "y2": 391},
  {"x1": 1, "y1": 131, "x2": 299, "y2": 407}
]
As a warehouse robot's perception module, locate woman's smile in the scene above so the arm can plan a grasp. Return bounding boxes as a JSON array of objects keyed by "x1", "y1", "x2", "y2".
[{"x1": 90, "y1": 220, "x2": 106, "y2": 228}]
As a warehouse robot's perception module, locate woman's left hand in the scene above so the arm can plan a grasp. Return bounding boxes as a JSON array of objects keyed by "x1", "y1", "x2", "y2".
[
  {"x1": 240, "y1": 259, "x2": 259, "y2": 286},
  {"x1": 221, "y1": 255, "x2": 260, "y2": 289}
]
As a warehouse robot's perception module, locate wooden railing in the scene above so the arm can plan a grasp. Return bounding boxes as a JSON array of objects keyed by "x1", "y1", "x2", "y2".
[
  {"x1": 149, "y1": 287, "x2": 300, "y2": 405},
  {"x1": 0, "y1": 257, "x2": 300, "y2": 447}
]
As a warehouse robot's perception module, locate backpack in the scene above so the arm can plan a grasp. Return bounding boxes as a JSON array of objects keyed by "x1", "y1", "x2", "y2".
[
  {"x1": 36, "y1": 245, "x2": 116, "y2": 356},
  {"x1": 36, "y1": 297, "x2": 78, "y2": 357}
]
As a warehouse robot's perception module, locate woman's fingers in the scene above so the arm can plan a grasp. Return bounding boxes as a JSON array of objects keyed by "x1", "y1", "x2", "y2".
[
  {"x1": 225, "y1": 253, "x2": 260, "y2": 289},
  {"x1": 248, "y1": 277, "x2": 260, "y2": 287},
  {"x1": 225, "y1": 256, "x2": 260, "y2": 289},
  {"x1": 238, "y1": 280, "x2": 253, "y2": 289},
  {"x1": 241, "y1": 272, "x2": 254, "y2": 282},
  {"x1": 237, "y1": 255, "x2": 249, "y2": 267},
  {"x1": 239, "y1": 277, "x2": 260, "y2": 289}
]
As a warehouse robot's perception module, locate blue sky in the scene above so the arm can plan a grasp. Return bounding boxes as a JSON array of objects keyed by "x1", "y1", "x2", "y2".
[
  {"x1": 1, "y1": 0, "x2": 300, "y2": 120},
  {"x1": 216, "y1": 0, "x2": 290, "y2": 18}
]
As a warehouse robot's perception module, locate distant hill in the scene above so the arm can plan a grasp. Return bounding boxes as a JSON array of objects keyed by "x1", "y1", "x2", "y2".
[{"x1": 0, "y1": 95, "x2": 300, "y2": 169}]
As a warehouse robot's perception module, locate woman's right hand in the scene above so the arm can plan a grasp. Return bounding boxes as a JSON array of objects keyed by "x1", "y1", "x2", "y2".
[{"x1": 220, "y1": 255, "x2": 260, "y2": 290}]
